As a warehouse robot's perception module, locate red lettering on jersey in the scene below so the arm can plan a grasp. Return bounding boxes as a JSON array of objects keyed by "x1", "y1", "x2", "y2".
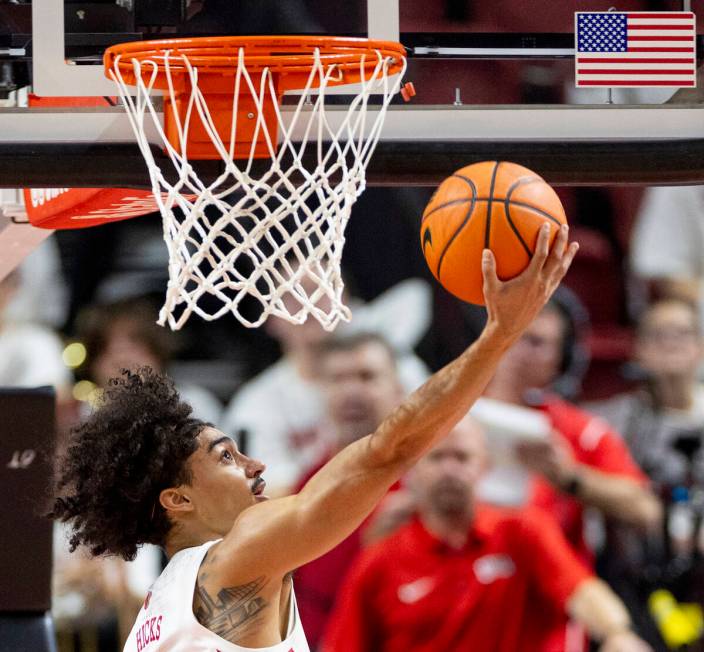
[{"x1": 134, "y1": 615, "x2": 163, "y2": 650}]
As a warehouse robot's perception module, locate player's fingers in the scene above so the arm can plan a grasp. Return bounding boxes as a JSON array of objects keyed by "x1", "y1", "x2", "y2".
[
  {"x1": 481, "y1": 249, "x2": 500, "y2": 295},
  {"x1": 552, "y1": 224, "x2": 569, "y2": 260},
  {"x1": 561, "y1": 241, "x2": 580, "y2": 273},
  {"x1": 527, "y1": 223, "x2": 551, "y2": 273},
  {"x1": 548, "y1": 241, "x2": 579, "y2": 287},
  {"x1": 542, "y1": 224, "x2": 569, "y2": 276}
]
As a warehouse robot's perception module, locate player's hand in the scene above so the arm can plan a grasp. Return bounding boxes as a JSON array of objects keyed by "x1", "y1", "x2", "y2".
[
  {"x1": 599, "y1": 630, "x2": 653, "y2": 652},
  {"x1": 482, "y1": 223, "x2": 578, "y2": 341}
]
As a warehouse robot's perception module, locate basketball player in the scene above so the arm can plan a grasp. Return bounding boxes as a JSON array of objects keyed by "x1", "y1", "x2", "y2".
[{"x1": 51, "y1": 224, "x2": 577, "y2": 652}]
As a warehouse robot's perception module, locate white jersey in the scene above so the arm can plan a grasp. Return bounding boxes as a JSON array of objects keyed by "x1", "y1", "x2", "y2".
[{"x1": 124, "y1": 540, "x2": 310, "y2": 652}]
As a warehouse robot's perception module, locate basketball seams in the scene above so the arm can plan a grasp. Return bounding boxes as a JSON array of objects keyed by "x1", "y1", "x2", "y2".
[
  {"x1": 504, "y1": 176, "x2": 561, "y2": 257},
  {"x1": 506, "y1": 177, "x2": 563, "y2": 225},
  {"x1": 452, "y1": 174, "x2": 477, "y2": 186},
  {"x1": 426, "y1": 198, "x2": 561, "y2": 218},
  {"x1": 421, "y1": 173, "x2": 478, "y2": 225},
  {"x1": 504, "y1": 177, "x2": 540, "y2": 257},
  {"x1": 435, "y1": 177, "x2": 478, "y2": 280},
  {"x1": 422, "y1": 197, "x2": 472, "y2": 224},
  {"x1": 484, "y1": 162, "x2": 500, "y2": 249},
  {"x1": 503, "y1": 203, "x2": 533, "y2": 258},
  {"x1": 429, "y1": 197, "x2": 545, "y2": 207},
  {"x1": 505, "y1": 200, "x2": 563, "y2": 225}
]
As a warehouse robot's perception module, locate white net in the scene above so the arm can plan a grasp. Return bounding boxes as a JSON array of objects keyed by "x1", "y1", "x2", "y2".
[{"x1": 108, "y1": 44, "x2": 406, "y2": 330}]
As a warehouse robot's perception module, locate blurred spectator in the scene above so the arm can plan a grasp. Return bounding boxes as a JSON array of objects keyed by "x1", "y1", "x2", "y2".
[
  {"x1": 221, "y1": 278, "x2": 431, "y2": 495},
  {"x1": 53, "y1": 523, "x2": 160, "y2": 652},
  {"x1": 587, "y1": 298, "x2": 704, "y2": 488},
  {"x1": 4, "y1": 237, "x2": 68, "y2": 328},
  {"x1": 75, "y1": 296, "x2": 222, "y2": 425},
  {"x1": 630, "y1": 186, "x2": 704, "y2": 324},
  {"x1": 0, "y1": 269, "x2": 71, "y2": 395},
  {"x1": 586, "y1": 298, "x2": 704, "y2": 648},
  {"x1": 324, "y1": 416, "x2": 652, "y2": 652},
  {"x1": 481, "y1": 293, "x2": 661, "y2": 564},
  {"x1": 293, "y1": 331, "x2": 405, "y2": 650}
]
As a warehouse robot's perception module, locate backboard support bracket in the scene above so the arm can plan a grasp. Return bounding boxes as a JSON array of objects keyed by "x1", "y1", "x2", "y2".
[
  {"x1": 32, "y1": 0, "x2": 117, "y2": 97},
  {"x1": 32, "y1": 0, "x2": 401, "y2": 96}
]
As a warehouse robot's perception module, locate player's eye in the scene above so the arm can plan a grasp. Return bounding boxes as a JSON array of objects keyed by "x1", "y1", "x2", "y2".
[{"x1": 221, "y1": 449, "x2": 233, "y2": 461}]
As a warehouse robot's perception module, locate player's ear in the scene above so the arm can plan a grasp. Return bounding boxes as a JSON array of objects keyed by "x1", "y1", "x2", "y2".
[{"x1": 159, "y1": 487, "x2": 193, "y2": 514}]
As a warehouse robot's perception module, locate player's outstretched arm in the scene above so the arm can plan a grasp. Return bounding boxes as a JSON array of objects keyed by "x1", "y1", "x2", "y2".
[{"x1": 224, "y1": 224, "x2": 578, "y2": 578}]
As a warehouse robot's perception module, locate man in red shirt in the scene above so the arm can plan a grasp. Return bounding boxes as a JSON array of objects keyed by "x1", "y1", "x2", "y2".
[
  {"x1": 293, "y1": 332, "x2": 405, "y2": 648},
  {"x1": 324, "y1": 417, "x2": 651, "y2": 652},
  {"x1": 482, "y1": 295, "x2": 661, "y2": 563}
]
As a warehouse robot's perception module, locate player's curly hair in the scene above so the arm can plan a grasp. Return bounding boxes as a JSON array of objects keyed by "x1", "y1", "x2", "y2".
[{"x1": 50, "y1": 367, "x2": 207, "y2": 561}]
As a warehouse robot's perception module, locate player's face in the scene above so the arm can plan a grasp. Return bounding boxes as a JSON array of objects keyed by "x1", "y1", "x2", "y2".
[
  {"x1": 491, "y1": 308, "x2": 564, "y2": 393},
  {"x1": 321, "y1": 342, "x2": 403, "y2": 447},
  {"x1": 410, "y1": 418, "x2": 487, "y2": 518},
  {"x1": 184, "y1": 427, "x2": 267, "y2": 535},
  {"x1": 636, "y1": 302, "x2": 702, "y2": 378}
]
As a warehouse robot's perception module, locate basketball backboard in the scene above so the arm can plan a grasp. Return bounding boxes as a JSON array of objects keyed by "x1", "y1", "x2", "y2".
[{"x1": 0, "y1": 0, "x2": 703, "y2": 187}]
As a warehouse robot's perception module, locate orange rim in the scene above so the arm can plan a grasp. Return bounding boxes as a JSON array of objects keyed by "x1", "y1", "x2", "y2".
[{"x1": 104, "y1": 36, "x2": 406, "y2": 91}]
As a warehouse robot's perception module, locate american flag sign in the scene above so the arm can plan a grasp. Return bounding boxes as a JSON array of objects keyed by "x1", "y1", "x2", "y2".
[{"x1": 575, "y1": 12, "x2": 696, "y2": 88}]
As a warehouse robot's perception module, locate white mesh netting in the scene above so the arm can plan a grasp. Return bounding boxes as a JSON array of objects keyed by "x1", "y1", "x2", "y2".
[{"x1": 108, "y1": 45, "x2": 406, "y2": 330}]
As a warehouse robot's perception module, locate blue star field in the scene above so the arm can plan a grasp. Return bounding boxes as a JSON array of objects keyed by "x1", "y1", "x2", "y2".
[{"x1": 577, "y1": 14, "x2": 627, "y2": 53}]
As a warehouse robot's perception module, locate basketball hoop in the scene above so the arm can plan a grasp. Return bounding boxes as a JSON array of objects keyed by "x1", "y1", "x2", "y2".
[{"x1": 104, "y1": 36, "x2": 408, "y2": 330}]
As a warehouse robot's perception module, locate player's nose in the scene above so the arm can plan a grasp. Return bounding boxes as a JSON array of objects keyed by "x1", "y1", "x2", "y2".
[{"x1": 245, "y1": 456, "x2": 266, "y2": 477}]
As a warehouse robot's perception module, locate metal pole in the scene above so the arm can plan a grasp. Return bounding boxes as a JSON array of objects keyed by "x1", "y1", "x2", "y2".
[
  {"x1": 367, "y1": 0, "x2": 400, "y2": 41},
  {"x1": 606, "y1": 7, "x2": 617, "y2": 104}
]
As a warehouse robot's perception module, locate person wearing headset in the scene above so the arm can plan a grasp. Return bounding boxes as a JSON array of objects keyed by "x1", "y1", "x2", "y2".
[{"x1": 481, "y1": 289, "x2": 662, "y2": 566}]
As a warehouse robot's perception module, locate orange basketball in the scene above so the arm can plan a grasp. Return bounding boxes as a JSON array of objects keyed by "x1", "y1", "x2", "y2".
[{"x1": 420, "y1": 161, "x2": 567, "y2": 305}]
